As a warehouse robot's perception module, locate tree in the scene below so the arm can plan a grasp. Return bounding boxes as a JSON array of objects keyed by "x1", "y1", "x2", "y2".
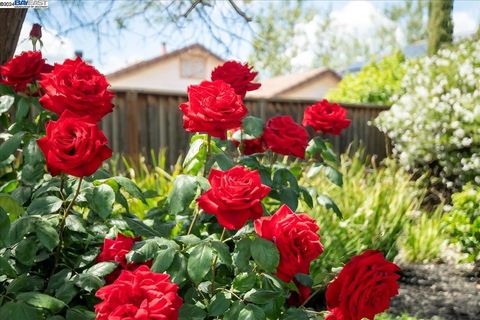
[
  {"x1": 427, "y1": 0, "x2": 453, "y2": 55},
  {"x1": 384, "y1": 0, "x2": 428, "y2": 44},
  {"x1": 0, "y1": 9, "x2": 28, "y2": 64},
  {"x1": 248, "y1": 1, "x2": 313, "y2": 77}
]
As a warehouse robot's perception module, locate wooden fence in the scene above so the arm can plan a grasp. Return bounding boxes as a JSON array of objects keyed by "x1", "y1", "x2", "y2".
[{"x1": 101, "y1": 89, "x2": 390, "y2": 166}]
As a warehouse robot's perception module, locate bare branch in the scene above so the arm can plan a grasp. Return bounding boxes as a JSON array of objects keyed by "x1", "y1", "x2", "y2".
[
  {"x1": 183, "y1": 0, "x2": 203, "y2": 18},
  {"x1": 227, "y1": 0, "x2": 251, "y2": 22}
]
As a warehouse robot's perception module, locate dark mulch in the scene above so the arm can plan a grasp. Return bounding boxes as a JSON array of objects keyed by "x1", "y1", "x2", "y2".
[{"x1": 389, "y1": 263, "x2": 480, "y2": 320}]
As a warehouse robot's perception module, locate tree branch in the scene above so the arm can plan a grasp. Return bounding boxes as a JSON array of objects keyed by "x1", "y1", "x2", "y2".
[{"x1": 228, "y1": 0, "x2": 251, "y2": 22}]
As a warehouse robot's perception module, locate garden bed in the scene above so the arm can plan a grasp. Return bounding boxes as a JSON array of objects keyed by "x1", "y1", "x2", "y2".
[{"x1": 389, "y1": 263, "x2": 480, "y2": 320}]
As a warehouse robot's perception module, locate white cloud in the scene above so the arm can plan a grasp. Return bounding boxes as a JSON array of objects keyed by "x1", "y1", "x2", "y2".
[
  {"x1": 453, "y1": 11, "x2": 478, "y2": 37},
  {"x1": 15, "y1": 22, "x2": 74, "y2": 65}
]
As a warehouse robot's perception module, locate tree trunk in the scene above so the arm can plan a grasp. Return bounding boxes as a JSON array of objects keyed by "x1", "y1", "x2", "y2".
[
  {"x1": 427, "y1": 0, "x2": 453, "y2": 56},
  {"x1": 0, "y1": 9, "x2": 28, "y2": 65}
]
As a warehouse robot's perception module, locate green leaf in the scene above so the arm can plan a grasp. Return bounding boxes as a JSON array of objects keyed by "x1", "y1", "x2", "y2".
[
  {"x1": 232, "y1": 272, "x2": 257, "y2": 292},
  {"x1": 187, "y1": 243, "x2": 214, "y2": 284},
  {"x1": 86, "y1": 262, "x2": 117, "y2": 277},
  {"x1": 35, "y1": 221, "x2": 59, "y2": 251},
  {"x1": 0, "y1": 84, "x2": 14, "y2": 95},
  {"x1": 9, "y1": 216, "x2": 33, "y2": 244},
  {"x1": 0, "y1": 132, "x2": 24, "y2": 162},
  {"x1": 0, "y1": 302, "x2": 43, "y2": 320},
  {"x1": 0, "y1": 256, "x2": 16, "y2": 277},
  {"x1": 17, "y1": 292, "x2": 66, "y2": 313},
  {"x1": 169, "y1": 175, "x2": 198, "y2": 215},
  {"x1": 224, "y1": 300, "x2": 245, "y2": 320},
  {"x1": 128, "y1": 239, "x2": 158, "y2": 263},
  {"x1": 123, "y1": 216, "x2": 161, "y2": 237},
  {"x1": 244, "y1": 289, "x2": 280, "y2": 304},
  {"x1": 211, "y1": 240, "x2": 232, "y2": 267},
  {"x1": 238, "y1": 304, "x2": 266, "y2": 320},
  {"x1": 27, "y1": 196, "x2": 63, "y2": 215},
  {"x1": 48, "y1": 269, "x2": 72, "y2": 291},
  {"x1": 55, "y1": 282, "x2": 78, "y2": 304},
  {"x1": 214, "y1": 153, "x2": 234, "y2": 170},
  {"x1": 323, "y1": 165, "x2": 343, "y2": 187},
  {"x1": 90, "y1": 184, "x2": 115, "y2": 219},
  {"x1": 281, "y1": 308, "x2": 311, "y2": 320},
  {"x1": 74, "y1": 273, "x2": 104, "y2": 292},
  {"x1": 233, "y1": 237, "x2": 252, "y2": 272},
  {"x1": 0, "y1": 207, "x2": 10, "y2": 245},
  {"x1": 299, "y1": 187, "x2": 314, "y2": 208},
  {"x1": 242, "y1": 116, "x2": 265, "y2": 138},
  {"x1": 167, "y1": 253, "x2": 187, "y2": 285},
  {"x1": 273, "y1": 168, "x2": 299, "y2": 191},
  {"x1": 294, "y1": 273, "x2": 313, "y2": 287},
  {"x1": 65, "y1": 306, "x2": 95, "y2": 320},
  {"x1": 16, "y1": 97, "x2": 30, "y2": 121},
  {"x1": 15, "y1": 238, "x2": 37, "y2": 266},
  {"x1": 278, "y1": 188, "x2": 299, "y2": 211},
  {"x1": 113, "y1": 177, "x2": 147, "y2": 204},
  {"x1": 251, "y1": 237, "x2": 280, "y2": 273},
  {"x1": 151, "y1": 247, "x2": 176, "y2": 273},
  {"x1": 183, "y1": 138, "x2": 207, "y2": 175},
  {"x1": 65, "y1": 214, "x2": 87, "y2": 233},
  {"x1": 317, "y1": 194, "x2": 343, "y2": 219},
  {"x1": 179, "y1": 304, "x2": 207, "y2": 320},
  {"x1": 208, "y1": 292, "x2": 230, "y2": 316},
  {"x1": 0, "y1": 194, "x2": 24, "y2": 221},
  {"x1": 0, "y1": 95, "x2": 14, "y2": 114}
]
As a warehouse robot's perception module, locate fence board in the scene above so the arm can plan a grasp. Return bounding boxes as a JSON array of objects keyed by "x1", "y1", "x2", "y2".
[{"x1": 104, "y1": 90, "x2": 390, "y2": 167}]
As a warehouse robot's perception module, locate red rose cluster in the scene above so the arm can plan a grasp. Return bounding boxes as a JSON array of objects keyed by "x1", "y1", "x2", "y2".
[
  {"x1": 179, "y1": 60, "x2": 350, "y2": 159},
  {"x1": 325, "y1": 250, "x2": 400, "y2": 320}
]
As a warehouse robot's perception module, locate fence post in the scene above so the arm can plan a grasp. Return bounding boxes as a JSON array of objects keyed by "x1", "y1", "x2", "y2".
[{"x1": 126, "y1": 91, "x2": 139, "y2": 156}]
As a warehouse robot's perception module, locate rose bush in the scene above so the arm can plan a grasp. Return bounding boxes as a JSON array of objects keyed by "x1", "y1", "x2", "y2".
[{"x1": 0, "y1": 41, "x2": 399, "y2": 320}]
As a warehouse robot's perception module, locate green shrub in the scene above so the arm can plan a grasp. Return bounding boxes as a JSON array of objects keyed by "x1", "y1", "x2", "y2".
[
  {"x1": 375, "y1": 39, "x2": 480, "y2": 189},
  {"x1": 302, "y1": 151, "x2": 427, "y2": 284},
  {"x1": 444, "y1": 183, "x2": 480, "y2": 262},
  {"x1": 398, "y1": 206, "x2": 446, "y2": 263},
  {"x1": 326, "y1": 51, "x2": 406, "y2": 105}
]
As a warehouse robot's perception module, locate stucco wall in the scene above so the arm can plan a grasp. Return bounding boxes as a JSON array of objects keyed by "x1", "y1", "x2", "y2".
[
  {"x1": 277, "y1": 74, "x2": 339, "y2": 100},
  {"x1": 108, "y1": 47, "x2": 224, "y2": 93}
]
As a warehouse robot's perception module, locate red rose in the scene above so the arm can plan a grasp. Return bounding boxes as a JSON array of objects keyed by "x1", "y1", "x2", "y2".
[
  {"x1": 197, "y1": 166, "x2": 270, "y2": 230},
  {"x1": 326, "y1": 250, "x2": 400, "y2": 320},
  {"x1": 36, "y1": 110, "x2": 112, "y2": 177},
  {"x1": 179, "y1": 80, "x2": 247, "y2": 139},
  {"x1": 263, "y1": 116, "x2": 309, "y2": 159},
  {"x1": 0, "y1": 51, "x2": 50, "y2": 92},
  {"x1": 97, "y1": 234, "x2": 147, "y2": 283},
  {"x1": 211, "y1": 60, "x2": 261, "y2": 97},
  {"x1": 30, "y1": 23, "x2": 42, "y2": 39},
  {"x1": 230, "y1": 128, "x2": 266, "y2": 155},
  {"x1": 95, "y1": 265, "x2": 183, "y2": 320},
  {"x1": 39, "y1": 57, "x2": 114, "y2": 122},
  {"x1": 254, "y1": 205, "x2": 323, "y2": 282},
  {"x1": 302, "y1": 99, "x2": 351, "y2": 135}
]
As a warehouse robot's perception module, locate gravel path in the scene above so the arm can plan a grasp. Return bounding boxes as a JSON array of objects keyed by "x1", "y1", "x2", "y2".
[{"x1": 389, "y1": 263, "x2": 480, "y2": 320}]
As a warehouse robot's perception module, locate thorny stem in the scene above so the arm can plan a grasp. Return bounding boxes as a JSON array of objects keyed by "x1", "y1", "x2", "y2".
[
  {"x1": 51, "y1": 177, "x2": 83, "y2": 275},
  {"x1": 204, "y1": 134, "x2": 212, "y2": 176},
  {"x1": 300, "y1": 286, "x2": 322, "y2": 307}
]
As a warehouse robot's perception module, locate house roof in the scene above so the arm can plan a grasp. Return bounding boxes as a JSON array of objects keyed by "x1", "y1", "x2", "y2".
[
  {"x1": 107, "y1": 43, "x2": 225, "y2": 80},
  {"x1": 247, "y1": 68, "x2": 341, "y2": 99}
]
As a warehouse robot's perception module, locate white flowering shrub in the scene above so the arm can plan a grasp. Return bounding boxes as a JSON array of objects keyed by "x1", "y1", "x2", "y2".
[{"x1": 375, "y1": 39, "x2": 480, "y2": 188}]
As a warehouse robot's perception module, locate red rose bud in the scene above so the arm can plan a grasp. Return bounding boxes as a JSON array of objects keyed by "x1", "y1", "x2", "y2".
[
  {"x1": 95, "y1": 265, "x2": 183, "y2": 320},
  {"x1": 326, "y1": 250, "x2": 400, "y2": 320},
  {"x1": 230, "y1": 128, "x2": 266, "y2": 155},
  {"x1": 302, "y1": 99, "x2": 351, "y2": 135},
  {"x1": 197, "y1": 165, "x2": 270, "y2": 230},
  {"x1": 211, "y1": 60, "x2": 261, "y2": 97},
  {"x1": 254, "y1": 204, "x2": 324, "y2": 282},
  {"x1": 36, "y1": 111, "x2": 112, "y2": 177},
  {"x1": 39, "y1": 57, "x2": 114, "y2": 122},
  {"x1": 0, "y1": 51, "x2": 48, "y2": 92},
  {"x1": 30, "y1": 23, "x2": 42, "y2": 39},
  {"x1": 179, "y1": 80, "x2": 247, "y2": 139},
  {"x1": 263, "y1": 116, "x2": 309, "y2": 159},
  {"x1": 97, "y1": 234, "x2": 151, "y2": 283}
]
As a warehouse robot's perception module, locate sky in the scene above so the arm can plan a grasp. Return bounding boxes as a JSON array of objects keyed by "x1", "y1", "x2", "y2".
[{"x1": 16, "y1": 0, "x2": 480, "y2": 74}]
